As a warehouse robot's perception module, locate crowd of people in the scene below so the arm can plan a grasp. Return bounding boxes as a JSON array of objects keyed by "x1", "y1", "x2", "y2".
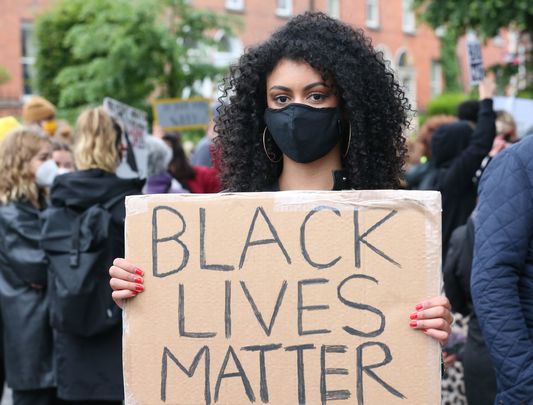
[{"x1": 0, "y1": 11, "x2": 531, "y2": 405}]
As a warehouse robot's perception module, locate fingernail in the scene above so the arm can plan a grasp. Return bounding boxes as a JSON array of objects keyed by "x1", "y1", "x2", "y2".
[
  {"x1": 409, "y1": 321, "x2": 417, "y2": 327},
  {"x1": 131, "y1": 290, "x2": 138, "y2": 296},
  {"x1": 422, "y1": 328, "x2": 428, "y2": 332},
  {"x1": 135, "y1": 284, "x2": 144, "y2": 292},
  {"x1": 134, "y1": 277, "x2": 143, "y2": 284},
  {"x1": 415, "y1": 304, "x2": 423, "y2": 311},
  {"x1": 135, "y1": 268, "x2": 144, "y2": 276},
  {"x1": 409, "y1": 313, "x2": 418, "y2": 320}
]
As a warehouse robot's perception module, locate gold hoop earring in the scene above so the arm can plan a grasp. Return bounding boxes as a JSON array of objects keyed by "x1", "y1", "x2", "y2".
[
  {"x1": 344, "y1": 121, "x2": 352, "y2": 158},
  {"x1": 263, "y1": 127, "x2": 281, "y2": 163}
]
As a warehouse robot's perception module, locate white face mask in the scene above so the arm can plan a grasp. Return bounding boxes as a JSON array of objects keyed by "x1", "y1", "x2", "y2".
[
  {"x1": 36, "y1": 159, "x2": 59, "y2": 188},
  {"x1": 57, "y1": 167, "x2": 73, "y2": 176}
]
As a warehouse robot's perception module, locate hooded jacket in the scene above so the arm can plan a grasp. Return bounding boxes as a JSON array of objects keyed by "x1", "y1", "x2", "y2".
[
  {"x1": 431, "y1": 99, "x2": 496, "y2": 260},
  {"x1": 0, "y1": 199, "x2": 55, "y2": 390},
  {"x1": 471, "y1": 136, "x2": 533, "y2": 404},
  {"x1": 47, "y1": 169, "x2": 143, "y2": 401}
]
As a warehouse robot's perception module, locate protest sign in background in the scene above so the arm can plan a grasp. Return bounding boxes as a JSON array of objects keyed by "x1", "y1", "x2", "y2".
[
  {"x1": 124, "y1": 191, "x2": 442, "y2": 405},
  {"x1": 103, "y1": 97, "x2": 149, "y2": 179},
  {"x1": 153, "y1": 98, "x2": 211, "y2": 131},
  {"x1": 466, "y1": 32, "x2": 484, "y2": 86}
]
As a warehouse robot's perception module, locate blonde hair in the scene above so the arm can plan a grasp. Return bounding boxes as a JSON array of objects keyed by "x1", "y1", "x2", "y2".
[
  {"x1": 0, "y1": 127, "x2": 49, "y2": 205},
  {"x1": 74, "y1": 107, "x2": 119, "y2": 172}
]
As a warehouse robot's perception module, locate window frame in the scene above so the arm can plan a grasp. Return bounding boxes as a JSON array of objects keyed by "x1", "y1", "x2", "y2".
[
  {"x1": 365, "y1": 0, "x2": 380, "y2": 29},
  {"x1": 225, "y1": 0, "x2": 245, "y2": 12},
  {"x1": 276, "y1": 0, "x2": 292, "y2": 18}
]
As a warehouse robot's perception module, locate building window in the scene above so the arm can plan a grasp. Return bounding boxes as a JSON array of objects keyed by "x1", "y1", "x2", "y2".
[
  {"x1": 402, "y1": 0, "x2": 416, "y2": 33},
  {"x1": 366, "y1": 0, "x2": 379, "y2": 29},
  {"x1": 21, "y1": 21, "x2": 35, "y2": 95},
  {"x1": 225, "y1": 0, "x2": 244, "y2": 12},
  {"x1": 276, "y1": 0, "x2": 292, "y2": 18},
  {"x1": 430, "y1": 61, "x2": 442, "y2": 97},
  {"x1": 327, "y1": 0, "x2": 340, "y2": 19}
]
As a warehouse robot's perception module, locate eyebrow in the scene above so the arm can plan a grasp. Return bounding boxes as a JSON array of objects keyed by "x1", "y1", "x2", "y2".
[{"x1": 269, "y1": 82, "x2": 329, "y2": 92}]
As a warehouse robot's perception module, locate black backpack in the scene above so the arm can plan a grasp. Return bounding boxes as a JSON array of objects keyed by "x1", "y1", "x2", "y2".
[{"x1": 40, "y1": 193, "x2": 124, "y2": 337}]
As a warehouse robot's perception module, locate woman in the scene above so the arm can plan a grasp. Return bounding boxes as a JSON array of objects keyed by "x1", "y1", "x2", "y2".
[
  {"x1": 405, "y1": 115, "x2": 457, "y2": 190},
  {"x1": 145, "y1": 132, "x2": 220, "y2": 194},
  {"x1": 51, "y1": 141, "x2": 75, "y2": 174},
  {"x1": 110, "y1": 13, "x2": 451, "y2": 345},
  {"x1": 47, "y1": 107, "x2": 143, "y2": 403},
  {"x1": 0, "y1": 128, "x2": 58, "y2": 404}
]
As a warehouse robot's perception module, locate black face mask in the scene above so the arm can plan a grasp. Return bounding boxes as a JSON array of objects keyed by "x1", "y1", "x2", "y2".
[{"x1": 264, "y1": 103, "x2": 342, "y2": 163}]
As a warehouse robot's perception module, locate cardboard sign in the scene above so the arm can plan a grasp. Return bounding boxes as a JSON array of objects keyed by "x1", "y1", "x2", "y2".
[
  {"x1": 466, "y1": 32, "x2": 484, "y2": 86},
  {"x1": 153, "y1": 98, "x2": 211, "y2": 131},
  {"x1": 103, "y1": 97, "x2": 149, "y2": 179},
  {"x1": 124, "y1": 191, "x2": 442, "y2": 405}
]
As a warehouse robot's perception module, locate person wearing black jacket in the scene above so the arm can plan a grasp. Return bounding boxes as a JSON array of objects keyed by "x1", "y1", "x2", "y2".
[
  {"x1": 444, "y1": 216, "x2": 497, "y2": 405},
  {"x1": 46, "y1": 107, "x2": 143, "y2": 403},
  {"x1": 431, "y1": 77, "x2": 496, "y2": 261},
  {"x1": 0, "y1": 128, "x2": 60, "y2": 405}
]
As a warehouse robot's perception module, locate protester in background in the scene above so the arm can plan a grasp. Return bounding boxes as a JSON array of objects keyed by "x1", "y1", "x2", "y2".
[
  {"x1": 191, "y1": 102, "x2": 219, "y2": 168},
  {"x1": 143, "y1": 134, "x2": 188, "y2": 194},
  {"x1": 431, "y1": 79, "x2": 496, "y2": 261},
  {"x1": 146, "y1": 132, "x2": 220, "y2": 194},
  {"x1": 473, "y1": 110, "x2": 518, "y2": 184},
  {"x1": 110, "y1": 12, "x2": 452, "y2": 347},
  {"x1": 44, "y1": 107, "x2": 143, "y2": 403},
  {"x1": 51, "y1": 142, "x2": 75, "y2": 174},
  {"x1": 0, "y1": 128, "x2": 58, "y2": 405},
  {"x1": 471, "y1": 135, "x2": 533, "y2": 404},
  {"x1": 0, "y1": 116, "x2": 21, "y2": 143},
  {"x1": 22, "y1": 96, "x2": 57, "y2": 137},
  {"x1": 405, "y1": 115, "x2": 457, "y2": 190},
  {"x1": 54, "y1": 121, "x2": 73, "y2": 145}
]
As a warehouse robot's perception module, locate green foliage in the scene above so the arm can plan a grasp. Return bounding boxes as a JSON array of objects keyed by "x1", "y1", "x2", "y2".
[
  {"x1": 0, "y1": 66, "x2": 10, "y2": 85},
  {"x1": 426, "y1": 92, "x2": 468, "y2": 117},
  {"x1": 34, "y1": 0, "x2": 238, "y2": 112},
  {"x1": 415, "y1": 0, "x2": 533, "y2": 38},
  {"x1": 517, "y1": 86, "x2": 533, "y2": 99},
  {"x1": 439, "y1": 29, "x2": 462, "y2": 92}
]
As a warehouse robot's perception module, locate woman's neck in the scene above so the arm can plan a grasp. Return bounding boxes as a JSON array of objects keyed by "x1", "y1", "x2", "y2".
[{"x1": 278, "y1": 145, "x2": 342, "y2": 191}]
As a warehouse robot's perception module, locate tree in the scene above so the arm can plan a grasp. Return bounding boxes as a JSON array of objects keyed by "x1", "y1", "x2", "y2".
[
  {"x1": 34, "y1": 0, "x2": 238, "y2": 112},
  {"x1": 415, "y1": 0, "x2": 532, "y2": 93},
  {"x1": 415, "y1": 0, "x2": 532, "y2": 39}
]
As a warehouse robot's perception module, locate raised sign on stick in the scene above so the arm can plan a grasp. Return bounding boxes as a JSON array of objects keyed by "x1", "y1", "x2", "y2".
[{"x1": 124, "y1": 190, "x2": 442, "y2": 405}]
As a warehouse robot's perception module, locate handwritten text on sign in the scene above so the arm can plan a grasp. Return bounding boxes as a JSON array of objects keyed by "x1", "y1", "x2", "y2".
[{"x1": 124, "y1": 191, "x2": 441, "y2": 405}]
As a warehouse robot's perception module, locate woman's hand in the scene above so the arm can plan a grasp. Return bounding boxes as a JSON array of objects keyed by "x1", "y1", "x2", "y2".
[
  {"x1": 409, "y1": 296, "x2": 452, "y2": 346},
  {"x1": 109, "y1": 258, "x2": 145, "y2": 309}
]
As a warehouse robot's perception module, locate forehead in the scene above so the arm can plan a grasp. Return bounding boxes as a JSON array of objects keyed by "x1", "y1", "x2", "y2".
[{"x1": 266, "y1": 59, "x2": 325, "y2": 88}]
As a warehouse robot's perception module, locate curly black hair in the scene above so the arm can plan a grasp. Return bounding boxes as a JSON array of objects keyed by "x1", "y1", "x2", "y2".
[{"x1": 215, "y1": 12, "x2": 410, "y2": 192}]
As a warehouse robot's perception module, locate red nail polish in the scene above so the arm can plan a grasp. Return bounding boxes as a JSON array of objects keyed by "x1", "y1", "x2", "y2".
[
  {"x1": 135, "y1": 284, "x2": 144, "y2": 292},
  {"x1": 410, "y1": 313, "x2": 418, "y2": 320},
  {"x1": 134, "y1": 277, "x2": 143, "y2": 284},
  {"x1": 409, "y1": 321, "x2": 417, "y2": 327},
  {"x1": 131, "y1": 290, "x2": 138, "y2": 296},
  {"x1": 422, "y1": 328, "x2": 428, "y2": 332},
  {"x1": 135, "y1": 268, "x2": 144, "y2": 276},
  {"x1": 416, "y1": 304, "x2": 423, "y2": 311}
]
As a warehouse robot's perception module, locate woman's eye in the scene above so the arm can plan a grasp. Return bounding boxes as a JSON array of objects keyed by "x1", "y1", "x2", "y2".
[
  {"x1": 275, "y1": 96, "x2": 289, "y2": 103},
  {"x1": 309, "y1": 93, "x2": 327, "y2": 102}
]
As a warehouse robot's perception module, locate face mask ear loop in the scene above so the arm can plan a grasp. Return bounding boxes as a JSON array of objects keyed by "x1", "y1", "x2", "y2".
[
  {"x1": 263, "y1": 127, "x2": 282, "y2": 163},
  {"x1": 344, "y1": 121, "x2": 352, "y2": 158}
]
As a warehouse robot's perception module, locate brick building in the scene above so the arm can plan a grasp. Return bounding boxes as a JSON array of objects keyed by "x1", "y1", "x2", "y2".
[{"x1": 0, "y1": 0, "x2": 513, "y2": 118}]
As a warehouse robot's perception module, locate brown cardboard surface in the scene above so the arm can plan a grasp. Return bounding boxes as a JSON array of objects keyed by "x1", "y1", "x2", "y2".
[{"x1": 123, "y1": 190, "x2": 442, "y2": 405}]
